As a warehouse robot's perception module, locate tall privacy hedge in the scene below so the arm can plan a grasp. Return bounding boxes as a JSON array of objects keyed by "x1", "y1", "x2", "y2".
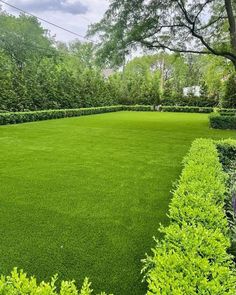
[{"x1": 143, "y1": 139, "x2": 236, "y2": 294}]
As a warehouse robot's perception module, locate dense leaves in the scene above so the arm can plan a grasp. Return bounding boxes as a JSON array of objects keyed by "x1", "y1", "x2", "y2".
[
  {"x1": 209, "y1": 112, "x2": 236, "y2": 129},
  {"x1": 142, "y1": 139, "x2": 236, "y2": 294},
  {"x1": 89, "y1": 0, "x2": 236, "y2": 68},
  {"x1": 0, "y1": 268, "x2": 110, "y2": 295}
]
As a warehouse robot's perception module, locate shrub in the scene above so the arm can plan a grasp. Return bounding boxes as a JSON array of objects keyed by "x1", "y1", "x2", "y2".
[
  {"x1": 0, "y1": 106, "x2": 124, "y2": 126},
  {"x1": 216, "y1": 140, "x2": 236, "y2": 258},
  {"x1": 217, "y1": 108, "x2": 236, "y2": 115},
  {"x1": 143, "y1": 139, "x2": 236, "y2": 294},
  {"x1": 209, "y1": 113, "x2": 236, "y2": 130},
  {"x1": 0, "y1": 268, "x2": 111, "y2": 295},
  {"x1": 222, "y1": 74, "x2": 236, "y2": 109},
  {"x1": 161, "y1": 96, "x2": 218, "y2": 107},
  {"x1": 160, "y1": 105, "x2": 213, "y2": 113},
  {"x1": 122, "y1": 105, "x2": 154, "y2": 111}
]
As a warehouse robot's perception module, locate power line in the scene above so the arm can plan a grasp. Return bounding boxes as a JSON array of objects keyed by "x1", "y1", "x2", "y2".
[{"x1": 0, "y1": 0, "x2": 96, "y2": 44}]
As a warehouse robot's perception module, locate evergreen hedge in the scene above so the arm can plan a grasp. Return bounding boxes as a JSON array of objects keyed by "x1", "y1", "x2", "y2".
[
  {"x1": 0, "y1": 106, "x2": 124, "y2": 125},
  {"x1": 209, "y1": 113, "x2": 236, "y2": 130},
  {"x1": 160, "y1": 105, "x2": 213, "y2": 113}
]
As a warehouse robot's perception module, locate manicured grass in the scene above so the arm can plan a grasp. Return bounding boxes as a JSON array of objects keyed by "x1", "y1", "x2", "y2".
[{"x1": 0, "y1": 112, "x2": 235, "y2": 295}]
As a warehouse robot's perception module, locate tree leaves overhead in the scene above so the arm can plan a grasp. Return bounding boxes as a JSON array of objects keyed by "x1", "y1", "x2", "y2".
[
  {"x1": 0, "y1": 11, "x2": 56, "y2": 68},
  {"x1": 88, "y1": 0, "x2": 236, "y2": 68}
]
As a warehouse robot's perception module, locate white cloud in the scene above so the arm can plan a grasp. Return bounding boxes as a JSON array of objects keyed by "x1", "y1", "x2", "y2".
[
  {"x1": 1, "y1": 0, "x2": 109, "y2": 42},
  {"x1": 11, "y1": 0, "x2": 89, "y2": 15}
]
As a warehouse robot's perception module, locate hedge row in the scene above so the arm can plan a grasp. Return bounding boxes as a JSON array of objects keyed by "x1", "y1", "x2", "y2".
[
  {"x1": 122, "y1": 105, "x2": 154, "y2": 111},
  {"x1": 217, "y1": 108, "x2": 236, "y2": 115},
  {"x1": 209, "y1": 113, "x2": 236, "y2": 129},
  {"x1": 160, "y1": 105, "x2": 213, "y2": 113},
  {"x1": 0, "y1": 106, "x2": 124, "y2": 125},
  {"x1": 1, "y1": 105, "x2": 235, "y2": 126},
  {"x1": 216, "y1": 139, "x2": 236, "y2": 259},
  {"x1": 0, "y1": 269, "x2": 110, "y2": 294},
  {"x1": 143, "y1": 139, "x2": 236, "y2": 294}
]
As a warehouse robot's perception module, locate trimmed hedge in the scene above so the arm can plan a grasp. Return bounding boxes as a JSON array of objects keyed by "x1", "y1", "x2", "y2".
[
  {"x1": 0, "y1": 106, "x2": 124, "y2": 125},
  {"x1": 2, "y1": 105, "x2": 236, "y2": 126},
  {"x1": 216, "y1": 140, "x2": 236, "y2": 258},
  {"x1": 122, "y1": 105, "x2": 154, "y2": 111},
  {"x1": 0, "y1": 105, "x2": 156, "y2": 126},
  {"x1": 143, "y1": 139, "x2": 236, "y2": 294},
  {"x1": 217, "y1": 108, "x2": 236, "y2": 115},
  {"x1": 159, "y1": 105, "x2": 213, "y2": 113},
  {"x1": 209, "y1": 113, "x2": 236, "y2": 130}
]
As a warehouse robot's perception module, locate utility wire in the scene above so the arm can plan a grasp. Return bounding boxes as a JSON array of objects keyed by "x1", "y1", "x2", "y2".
[{"x1": 0, "y1": 0, "x2": 97, "y2": 43}]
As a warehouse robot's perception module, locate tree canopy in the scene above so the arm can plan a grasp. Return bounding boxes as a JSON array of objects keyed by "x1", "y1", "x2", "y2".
[{"x1": 88, "y1": 0, "x2": 236, "y2": 68}]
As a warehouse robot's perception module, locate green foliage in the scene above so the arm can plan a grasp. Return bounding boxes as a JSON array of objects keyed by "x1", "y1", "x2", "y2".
[
  {"x1": 122, "y1": 105, "x2": 154, "y2": 111},
  {"x1": 216, "y1": 140, "x2": 236, "y2": 260},
  {"x1": 143, "y1": 139, "x2": 236, "y2": 294},
  {"x1": 0, "y1": 106, "x2": 124, "y2": 125},
  {"x1": 216, "y1": 139, "x2": 236, "y2": 168},
  {"x1": 88, "y1": 0, "x2": 236, "y2": 69},
  {"x1": 0, "y1": 268, "x2": 110, "y2": 295},
  {"x1": 222, "y1": 74, "x2": 236, "y2": 108},
  {"x1": 160, "y1": 106, "x2": 213, "y2": 113},
  {"x1": 209, "y1": 113, "x2": 236, "y2": 129}
]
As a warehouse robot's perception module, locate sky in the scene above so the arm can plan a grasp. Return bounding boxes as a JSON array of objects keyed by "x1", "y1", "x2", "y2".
[{"x1": 0, "y1": 0, "x2": 109, "y2": 43}]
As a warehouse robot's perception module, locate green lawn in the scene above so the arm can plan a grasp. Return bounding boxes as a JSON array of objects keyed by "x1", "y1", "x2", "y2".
[{"x1": 0, "y1": 112, "x2": 235, "y2": 295}]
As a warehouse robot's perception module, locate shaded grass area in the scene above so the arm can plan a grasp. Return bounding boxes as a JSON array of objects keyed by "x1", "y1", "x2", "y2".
[{"x1": 0, "y1": 112, "x2": 235, "y2": 295}]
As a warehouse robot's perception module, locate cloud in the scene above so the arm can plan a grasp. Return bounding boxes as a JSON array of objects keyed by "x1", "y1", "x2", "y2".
[{"x1": 11, "y1": 0, "x2": 89, "y2": 15}]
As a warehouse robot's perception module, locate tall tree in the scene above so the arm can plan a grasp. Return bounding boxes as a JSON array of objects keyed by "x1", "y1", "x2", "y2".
[
  {"x1": 0, "y1": 11, "x2": 56, "y2": 69},
  {"x1": 88, "y1": 0, "x2": 236, "y2": 69}
]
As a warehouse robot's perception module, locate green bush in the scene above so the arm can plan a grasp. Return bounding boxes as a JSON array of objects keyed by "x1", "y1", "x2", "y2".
[
  {"x1": 161, "y1": 96, "x2": 218, "y2": 107},
  {"x1": 222, "y1": 74, "x2": 236, "y2": 109},
  {"x1": 209, "y1": 113, "x2": 236, "y2": 129},
  {"x1": 217, "y1": 108, "x2": 236, "y2": 115},
  {"x1": 160, "y1": 106, "x2": 213, "y2": 113},
  {"x1": 0, "y1": 105, "x2": 156, "y2": 126},
  {"x1": 122, "y1": 105, "x2": 154, "y2": 111},
  {"x1": 216, "y1": 139, "x2": 236, "y2": 169},
  {"x1": 0, "y1": 268, "x2": 110, "y2": 295},
  {"x1": 0, "y1": 106, "x2": 124, "y2": 125},
  {"x1": 143, "y1": 139, "x2": 236, "y2": 294},
  {"x1": 216, "y1": 140, "x2": 236, "y2": 258}
]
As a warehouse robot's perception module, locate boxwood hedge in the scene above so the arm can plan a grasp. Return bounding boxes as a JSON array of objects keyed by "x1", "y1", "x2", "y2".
[
  {"x1": 143, "y1": 139, "x2": 236, "y2": 294},
  {"x1": 209, "y1": 113, "x2": 236, "y2": 130},
  {"x1": 0, "y1": 106, "x2": 124, "y2": 125},
  {"x1": 160, "y1": 106, "x2": 213, "y2": 113},
  {"x1": 2, "y1": 105, "x2": 236, "y2": 126}
]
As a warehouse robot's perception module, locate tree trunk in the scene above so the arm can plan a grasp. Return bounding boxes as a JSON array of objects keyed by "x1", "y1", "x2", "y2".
[{"x1": 225, "y1": 0, "x2": 236, "y2": 54}]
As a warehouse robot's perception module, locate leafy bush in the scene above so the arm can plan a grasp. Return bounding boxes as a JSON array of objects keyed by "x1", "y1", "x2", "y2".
[
  {"x1": 122, "y1": 105, "x2": 154, "y2": 111},
  {"x1": 216, "y1": 140, "x2": 236, "y2": 258},
  {"x1": 216, "y1": 139, "x2": 236, "y2": 169},
  {"x1": 0, "y1": 268, "x2": 110, "y2": 295},
  {"x1": 217, "y1": 108, "x2": 236, "y2": 115},
  {"x1": 0, "y1": 106, "x2": 124, "y2": 125},
  {"x1": 209, "y1": 113, "x2": 236, "y2": 129},
  {"x1": 222, "y1": 74, "x2": 236, "y2": 109},
  {"x1": 161, "y1": 96, "x2": 218, "y2": 107},
  {"x1": 160, "y1": 105, "x2": 213, "y2": 113},
  {"x1": 143, "y1": 139, "x2": 236, "y2": 294}
]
